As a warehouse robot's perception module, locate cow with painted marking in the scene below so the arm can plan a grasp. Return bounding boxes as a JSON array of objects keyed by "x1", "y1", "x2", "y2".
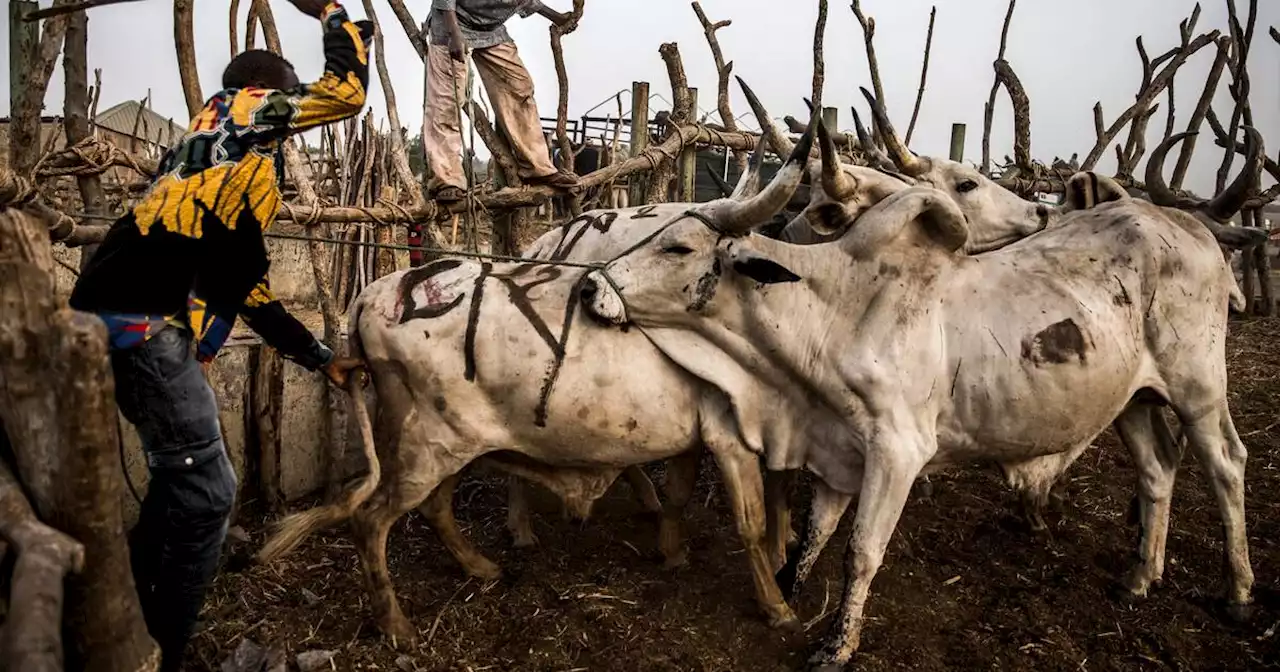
[
  {"x1": 579, "y1": 120, "x2": 1266, "y2": 670},
  {"x1": 254, "y1": 130, "x2": 819, "y2": 647}
]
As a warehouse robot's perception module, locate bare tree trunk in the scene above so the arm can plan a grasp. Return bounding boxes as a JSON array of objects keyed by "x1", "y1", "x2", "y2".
[
  {"x1": 0, "y1": 197, "x2": 160, "y2": 671},
  {"x1": 174, "y1": 0, "x2": 202, "y2": 118}
]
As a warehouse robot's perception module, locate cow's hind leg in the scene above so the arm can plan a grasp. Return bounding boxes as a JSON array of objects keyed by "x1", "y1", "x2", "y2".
[
  {"x1": 658, "y1": 449, "x2": 701, "y2": 568},
  {"x1": 776, "y1": 479, "x2": 853, "y2": 603},
  {"x1": 1179, "y1": 401, "x2": 1253, "y2": 615},
  {"x1": 420, "y1": 474, "x2": 503, "y2": 580},
  {"x1": 1001, "y1": 442, "x2": 1089, "y2": 535},
  {"x1": 505, "y1": 475, "x2": 539, "y2": 548},
  {"x1": 765, "y1": 469, "x2": 798, "y2": 571},
  {"x1": 1113, "y1": 403, "x2": 1181, "y2": 599},
  {"x1": 352, "y1": 457, "x2": 460, "y2": 649}
]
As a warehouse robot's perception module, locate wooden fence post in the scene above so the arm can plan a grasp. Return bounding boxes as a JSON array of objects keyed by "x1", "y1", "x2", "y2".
[
  {"x1": 821, "y1": 106, "x2": 838, "y2": 134},
  {"x1": 8, "y1": 1, "x2": 40, "y2": 175},
  {"x1": 950, "y1": 123, "x2": 967, "y2": 162},
  {"x1": 629, "y1": 81, "x2": 650, "y2": 206},
  {"x1": 679, "y1": 87, "x2": 699, "y2": 202}
]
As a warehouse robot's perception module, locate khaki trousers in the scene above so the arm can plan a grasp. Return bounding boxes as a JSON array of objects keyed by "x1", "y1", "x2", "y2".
[{"x1": 424, "y1": 40, "x2": 558, "y2": 190}]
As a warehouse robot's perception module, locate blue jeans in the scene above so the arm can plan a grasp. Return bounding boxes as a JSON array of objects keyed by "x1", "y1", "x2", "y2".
[{"x1": 111, "y1": 326, "x2": 237, "y2": 672}]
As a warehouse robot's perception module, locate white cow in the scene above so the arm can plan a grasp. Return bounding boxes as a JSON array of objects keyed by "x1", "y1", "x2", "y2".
[
  {"x1": 256, "y1": 133, "x2": 818, "y2": 648},
  {"x1": 579, "y1": 127, "x2": 1265, "y2": 670}
]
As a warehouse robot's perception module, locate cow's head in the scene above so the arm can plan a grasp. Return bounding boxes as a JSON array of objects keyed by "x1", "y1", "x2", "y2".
[
  {"x1": 582, "y1": 179, "x2": 969, "y2": 328},
  {"x1": 850, "y1": 88, "x2": 1051, "y2": 253},
  {"x1": 579, "y1": 118, "x2": 817, "y2": 324}
]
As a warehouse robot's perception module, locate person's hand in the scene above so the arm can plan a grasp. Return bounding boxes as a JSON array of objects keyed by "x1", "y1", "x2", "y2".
[
  {"x1": 449, "y1": 31, "x2": 466, "y2": 62},
  {"x1": 323, "y1": 356, "x2": 366, "y2": 388},
  {"x1": 285, "y1": 0, "x2": 330, "y2": 19}
]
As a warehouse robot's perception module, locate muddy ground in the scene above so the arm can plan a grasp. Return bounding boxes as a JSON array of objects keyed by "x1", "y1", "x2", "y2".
[{"x1": 192, "y1": 318, "x2": 1280, "y2": 671}]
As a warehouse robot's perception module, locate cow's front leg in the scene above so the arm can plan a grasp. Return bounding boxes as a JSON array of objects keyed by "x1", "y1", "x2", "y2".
[
  {"x1": 809, "y1": 437, "x2": 927, "y2": 671},
  {"x1": 420, "y1": 474, "x2": 503, "y2": 580},
  {"x1": 777, "y1": 479, "x2": 853, "y2": 603}
]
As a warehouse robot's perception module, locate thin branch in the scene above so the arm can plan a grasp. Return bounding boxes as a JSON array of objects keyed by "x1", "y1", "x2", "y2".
[
  {"x1": 812, "y1": 0, "x2": 828, "y2": 110},
  {"x1": 851, "y1": 0, "x2": 888, "y2": 147},
  {"x1": 904, "y1": 6, "x2": 937, "y2": 146},
  {"x1": 360, "y1": 0, "x2": 424, "y2": 210},
  {"x1": 994, "y1": 59, "x2": 1031, "y2": 173},
  {"x1": 551, "y1": 0, "x2": 586, "y2": 179},
  {"x1": 1172, "y1": 35, "x2": 1231, "y2": 189},
  {"x1": 1093, "y1": 102, "x2": 1105, "y2": 141},
  {"x1": 647, "y1": 43, "x2": 693, "y2": 203},
  {"x1": 981, "y1": 0, "x2": 1018, "y2": 174},
  {"x1": 384, "y1": 0, "x2": 427, "y2": 61}
]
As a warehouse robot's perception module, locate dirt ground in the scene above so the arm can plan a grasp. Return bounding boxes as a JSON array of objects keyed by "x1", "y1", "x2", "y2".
[{"x1": 192, "y1": 318, "x2": 1280, "y2": 672}]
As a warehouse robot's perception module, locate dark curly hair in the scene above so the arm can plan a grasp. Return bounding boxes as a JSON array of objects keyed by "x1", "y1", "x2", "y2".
[{"x1": 222, "y1": 50, "x2": 299, "y2": 90}]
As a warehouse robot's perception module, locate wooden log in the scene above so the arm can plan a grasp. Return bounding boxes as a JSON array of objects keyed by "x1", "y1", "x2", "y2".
[
  {"x1": 63, "y1": 10, "x2": 108, "y2": 271},
  {"x1": 0, "y1": 440, "x2": 85, "y2": 672},
  {"x1": 949, "y1": 123, "x2": 966, "y2": 162},
  {"x1": 252, "y1": 347, "x2": 284, "y2": 513},
  {"x1": 0, "y1": 206, "x2": 159, "y2": 672},
  {"x1": 9, "y1": 1, "x2": 42, "y2": 176}
]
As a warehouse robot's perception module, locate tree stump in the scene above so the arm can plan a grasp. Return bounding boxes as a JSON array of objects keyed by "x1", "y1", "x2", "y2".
[{"x1": 0, "y1": 198, "x2": 159, "y2": 671}]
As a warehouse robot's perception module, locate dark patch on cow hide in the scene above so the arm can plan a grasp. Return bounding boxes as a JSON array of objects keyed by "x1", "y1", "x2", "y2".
[
  {"x1": 688, "y1": 258, "x2": 722, "y2": 312},
  {"x1": 398, "y1": 258, "x2": 466, "y2": 324},
  {"x1": 463, "y1": 263, "x2": 493, "y2": 381},
  {"x1": 632, "y1": 205, "x2": 661, "y2": 219},
  {"x1": 878, "y1": 262, "x2": 902, "y2": 280},
  {"x1": 534, "y1": 273, "x2": 590, "y2": 428},
  {"x1": 1020, "y1": 319, "x2": 1089, "y2": 365},
  {"x1": 433, "y1": 396, "x2": 448, "y2": 412},
  {"x1": 625, "y1": 418, "x2": 639, "y2": 432}
]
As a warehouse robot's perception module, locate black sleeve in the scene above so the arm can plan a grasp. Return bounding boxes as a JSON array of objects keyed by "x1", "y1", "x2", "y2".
[{"x1": 241, "y1": 279, "x2": 335, "y2": 372}]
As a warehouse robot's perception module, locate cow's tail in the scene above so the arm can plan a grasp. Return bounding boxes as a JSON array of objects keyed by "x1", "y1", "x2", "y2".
[{"x1": 256, "y1": 297, "x2": 381, "y2": 564}]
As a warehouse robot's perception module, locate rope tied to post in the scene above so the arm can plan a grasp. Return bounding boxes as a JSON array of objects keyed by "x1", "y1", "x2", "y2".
[{"x1": 0, "y1": 170, "x2": 39, "y2": 209}]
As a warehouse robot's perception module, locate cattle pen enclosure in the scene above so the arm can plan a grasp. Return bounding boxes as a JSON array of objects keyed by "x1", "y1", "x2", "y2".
[{"x1": 2, "y1": 0, "x2": 1280, "y2": 671}]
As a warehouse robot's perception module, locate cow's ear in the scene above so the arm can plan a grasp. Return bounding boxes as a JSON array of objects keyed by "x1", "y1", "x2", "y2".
[{"x1": 732, "y1": 252, "x2": 802, "y2": 285}]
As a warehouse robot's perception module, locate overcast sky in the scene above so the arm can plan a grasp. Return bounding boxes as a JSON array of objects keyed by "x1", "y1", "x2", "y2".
[{"x1": 4, "y1": 0, "x2": 1277, "y2": 196}]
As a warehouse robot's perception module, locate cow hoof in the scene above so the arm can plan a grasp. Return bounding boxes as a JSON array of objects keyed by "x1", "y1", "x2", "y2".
[
  {"x1": 381, "y1": 619, "x2": 419, "y2": 651},
  {"x1": 662, "y1": 550, "x2": 689, "y2": 570},
  {"x1": 511, "y1": 532, "x2": 539, "y2": 549},
  {"x1": 465, "y1": 559, "x2": 503, "y2": 582},
  {"x1": 1225, "y1": 601, "x2": 1254, "y2": 624},
  {"x1": 1109, "y1": 581, "x2": 1146, "y2": 605},
  {"x1": 806, "y1": 662, "x2": 846, "y2": 672},
  {"x1": 767, "y1": 609, "x2": 802, "y2": 634}
]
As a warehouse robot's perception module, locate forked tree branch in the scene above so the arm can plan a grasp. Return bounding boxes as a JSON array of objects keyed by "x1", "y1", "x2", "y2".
[
  {"x1": 551, "y1": 0, "x2": 587, "y2": 181},
  {"x1": 385, "y1": 0, "x2": 427, "y2": 60},
  {"x1": 904, "y1": 6, "x2": 937, "y2": 147},
  {"x1": 982, "y1": 0, "x2": 1018, "y2": 174},
  {"x1": 851, "y1": 0, "x2": 888, "y2": 148},
  {"x1": 1216, "y1": 0, "x2": 1258, "y2": 193},
  {"x1": 1082, "y1": 28, "x2": 1217, "y2": 170},
  {"x1": 361, "y1": 0, "x2": 425, "y2": 209},
  {"x1": 691, "y1": 2, "x2": 745, "y2": 170}
]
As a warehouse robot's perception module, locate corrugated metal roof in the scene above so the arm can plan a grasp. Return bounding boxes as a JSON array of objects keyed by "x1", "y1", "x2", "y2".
[{"x1": 93, "y1": 100, "x2": 187, "y2": 147}]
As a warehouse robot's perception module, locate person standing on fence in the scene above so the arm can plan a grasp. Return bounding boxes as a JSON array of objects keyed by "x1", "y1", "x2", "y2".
[
  {"x1": 68, "y1": 1, "x2": 370, "y2": 669},
  {"x1": 422, "y1": 0, "x2": 581, "y2": 204}
]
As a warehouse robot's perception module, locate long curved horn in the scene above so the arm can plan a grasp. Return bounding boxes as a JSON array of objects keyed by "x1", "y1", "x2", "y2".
[
  {"x1": 731, "y1": 142, "x2": 768, "y2": 200},
  {"x1": 859, "y1": 87, "x2": 925, "y2": 176},
  {"x1": 704, "y1": 163, "x2": 734, "y2": 198},
  {"x1": 817, "y1": 116, "x2": 856, "y2": 200},
  {"x1": 841, "y1": 186, "x2": 969, "y2": 254},
  {"x1": 736, "y1": 75, "x2": 795, "y2": 157},
  {"x1": 714, "y1": 114, "x2": 816, "y2": 234},
  {"x1": 1206, "y1": 126, "x2": 1264, "y2": 222},
  {"x1": 1144, "y1": 131, "x2": 1192, "y2": 208},
  {"x1": 850, "y1": 105, "x2": 875, "y2": 154}
]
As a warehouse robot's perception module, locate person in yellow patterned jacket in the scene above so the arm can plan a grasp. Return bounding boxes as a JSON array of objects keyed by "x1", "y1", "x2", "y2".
[{"x1": 69, "y1": 1, "x2": 369, "y2": 669}]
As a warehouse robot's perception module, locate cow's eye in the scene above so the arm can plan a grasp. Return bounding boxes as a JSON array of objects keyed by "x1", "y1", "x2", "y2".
[
  {"x1": 663, "y1": 245, "x2": 694, "y2": 256},
  {"x1": 956, "y1": 180, "x2": 979, "y2": 193}
]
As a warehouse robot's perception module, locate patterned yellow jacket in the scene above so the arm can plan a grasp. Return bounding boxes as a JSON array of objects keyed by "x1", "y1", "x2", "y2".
[{"x1": 71, "y1": 2, "x2": 372, "y2": 370}]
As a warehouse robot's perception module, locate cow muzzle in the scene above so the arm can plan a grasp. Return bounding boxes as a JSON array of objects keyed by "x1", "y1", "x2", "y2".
[{"x1": 580, "y1": 271, "x2": 628, "y2": 325}]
